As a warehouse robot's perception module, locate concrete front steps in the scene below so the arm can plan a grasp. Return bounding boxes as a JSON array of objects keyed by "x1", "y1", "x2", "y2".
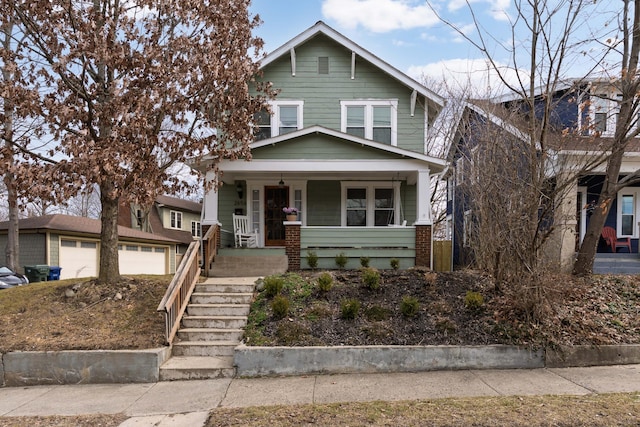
[
  {"x1": 159, "y1": 277, "x2": 259, "y2": 381},
  {"x1": 209, "y1": 253, "x2": 287, "y2": 277}
]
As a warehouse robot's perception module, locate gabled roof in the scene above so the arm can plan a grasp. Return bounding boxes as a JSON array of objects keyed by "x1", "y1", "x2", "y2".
[
  {"x1": 0, "y1": 214, "x2": 180, "y2": 244},
  {"x1": 260, "y1": 21, "x2": 444, "y2": 108},
  {"x1": 251, "y1": 125, "x2": 447, "y2": 172},
  {"x1": 155, "y1": 195, "x2": 201, "y2": 214}
]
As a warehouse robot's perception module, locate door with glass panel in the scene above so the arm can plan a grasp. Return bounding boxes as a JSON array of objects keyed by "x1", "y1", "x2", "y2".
[{"x1": 264, "y1": 186, "x2": 288, "y2": 246}]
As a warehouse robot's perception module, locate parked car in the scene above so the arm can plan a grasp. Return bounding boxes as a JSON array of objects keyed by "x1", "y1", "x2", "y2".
[{"x1": 0, "y1": 267, "x2": 29, "y2": 290}]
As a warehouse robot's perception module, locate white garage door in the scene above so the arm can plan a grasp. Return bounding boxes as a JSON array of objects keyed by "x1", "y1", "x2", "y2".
[
  {"x1": 118, "y1": 244, "x2": 167, "y2": 275},
  {"x1": 59, "y1": 239, "x2": 99, "y2": 279}
]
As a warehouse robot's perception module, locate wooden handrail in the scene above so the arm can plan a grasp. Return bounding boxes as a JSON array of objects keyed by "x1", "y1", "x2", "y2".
[
  {"x1": 202, "y1": 224, "x2": 219, "y2": 277},
  {"x1": 157, "y1": 240, "x2": 201, "y2": 344}
]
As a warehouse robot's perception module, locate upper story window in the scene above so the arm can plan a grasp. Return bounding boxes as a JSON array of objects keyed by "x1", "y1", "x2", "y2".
[
  {"x1": 254, "y1": 100, "x2": 304, "y2": 141},
  {"x1": 340, "y1": 100, "x2": 398, "y2": 146},
  {"x1": 170, "y1": 211, "x2": 182, "y2": 229},
  {"x1": 191, "y1": 221, "x2": 201, "y2": 238}
]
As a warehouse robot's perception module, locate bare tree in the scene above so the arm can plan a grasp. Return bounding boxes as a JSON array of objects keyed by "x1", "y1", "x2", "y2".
[
  {"x1": 429, "y1": 0, "x2": 621, "y2": 310},
  {"x1": 5, "y1": 0, "x2": 272, "y2": 283},
  {"x1": 573, "y1": 0, "x2": 640, "y2": 275}
]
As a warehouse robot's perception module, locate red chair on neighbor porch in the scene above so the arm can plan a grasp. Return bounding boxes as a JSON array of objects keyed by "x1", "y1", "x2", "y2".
[{"x1": 601, "y1": 226, "x2": 632, "y2": 253}]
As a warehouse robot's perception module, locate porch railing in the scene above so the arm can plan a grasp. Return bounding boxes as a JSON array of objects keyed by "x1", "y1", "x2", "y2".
[
  {"x1": 202, "y1": 224, "x2": 219, "y2": 277},
  {"x1": 157, "y1": 240, "x2": 201, "y2": 345}
]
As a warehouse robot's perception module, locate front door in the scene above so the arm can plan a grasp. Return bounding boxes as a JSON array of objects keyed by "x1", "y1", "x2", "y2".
[{"x1": 265, "y1": 186, "x2": 288, "y2": 246}]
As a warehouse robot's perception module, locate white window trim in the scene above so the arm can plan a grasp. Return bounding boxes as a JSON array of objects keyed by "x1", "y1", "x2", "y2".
[
  {"x1": 170, "y1": 210, "x2": 183, "y2": 230},
  {"x1": 268, "y1": 100, "x2": 304, "y2": 137},
  {"x1": 340, "y1": 99, "x2": 398, "y2": 146},
  {"x1": 340, "y1": 181, "x2": 401, "y2": 227},
  {"x1": 617, "y1": 189, "x2": 640, "y2": 238},
  {"x1": 191, "y1": 220, "x2": 201, "y2": 238}
]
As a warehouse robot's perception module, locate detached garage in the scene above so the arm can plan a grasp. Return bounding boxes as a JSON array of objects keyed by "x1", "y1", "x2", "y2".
[{"x1": 0, "y1": 214, "x2": 179, "y2": 279}]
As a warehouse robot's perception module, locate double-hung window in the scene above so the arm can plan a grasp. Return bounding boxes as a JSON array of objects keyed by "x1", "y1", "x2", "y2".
[
  {"x1": 254, "y1": 100, "x2": 304, "y2": 140},
  {"x1": 340, "y1": 100, "x2": 397, "y2": 145},
  {"x1": 170, "y1": 211, "x2": 182, "y2": 229},
  {"x1": 191, "y1": 221, "x2": 201, "y2": 238},
  {"x1": 342, "y1": 182, "x2": 400, "y2": 226},
  {"x1": 617, "y1": 190, "x2": 639, "y2": 237}
]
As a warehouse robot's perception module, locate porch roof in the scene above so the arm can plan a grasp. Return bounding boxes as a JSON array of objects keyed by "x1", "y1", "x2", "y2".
[{"x1": 248, "y1": 125, "x2": 446, "y2": 171}]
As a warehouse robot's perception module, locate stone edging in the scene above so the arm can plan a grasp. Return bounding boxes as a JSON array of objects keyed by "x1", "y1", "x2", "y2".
[{"x1": 2, "y1": 344, "x2": 640, "y2": 386}]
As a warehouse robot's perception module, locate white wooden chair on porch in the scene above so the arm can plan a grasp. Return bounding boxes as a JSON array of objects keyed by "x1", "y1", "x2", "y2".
[{"x1": 233, "y1": 214, "x2": 259, "y2": 248}]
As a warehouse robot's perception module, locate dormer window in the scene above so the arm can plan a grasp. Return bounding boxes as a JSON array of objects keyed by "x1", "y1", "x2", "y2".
[
  {"x1": 254, "y1": 100, "x2": 304, "y2": 141},
  {"x1": 340, "y1": 100, "x2": 397, "y2": 145}
]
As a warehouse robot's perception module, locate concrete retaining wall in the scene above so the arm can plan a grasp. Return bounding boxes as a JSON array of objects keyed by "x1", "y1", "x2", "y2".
[
  {"x1": 1, "y1": 348, "x2": 171, "y2": 387},
  {"x1": 234, "y1": 345, "x2": 545, "y2": 377},
  {"x1": 546, "y1": 344, "x2": 640, "y2": 368}
]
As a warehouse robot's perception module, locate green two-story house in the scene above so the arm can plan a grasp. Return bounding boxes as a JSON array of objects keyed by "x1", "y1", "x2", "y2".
[{"x1": 200, "y1": 21, "x2": 446, "y2": 272}]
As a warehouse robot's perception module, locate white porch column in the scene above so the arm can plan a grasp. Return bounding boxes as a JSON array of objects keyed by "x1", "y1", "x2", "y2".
[
  {"x1": 415, "y1": 169, "x2": 432, "y2": 225},
  {"x1": 202, "y1": 171, "x2": 220, "y2": 226}
]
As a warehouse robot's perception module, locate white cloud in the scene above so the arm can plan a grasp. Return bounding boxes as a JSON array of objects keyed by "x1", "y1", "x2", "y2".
[
  {"x1": 447, "y1": 0, "x2": 510, "y2": 21},
  {"x1": 408, "y1": 58, "x2": 527, "y2": 97},
  {"x1": 321, "y1": 0, "x2": 440, "y2": 33}
]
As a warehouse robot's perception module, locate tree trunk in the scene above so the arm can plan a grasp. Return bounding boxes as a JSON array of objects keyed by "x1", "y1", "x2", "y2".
[
  {"x1": 3, "y1": 171, "x2": 19, "y2": 272},
  {"x1": 573, "y1": 148, "x2": 626, "y2": 275},
  {"x1": 98, "y1": 185, "x2": 120, "y2": 284}
]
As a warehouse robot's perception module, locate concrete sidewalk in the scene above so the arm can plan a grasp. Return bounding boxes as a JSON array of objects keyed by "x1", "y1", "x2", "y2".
[{"x1": 1, "y1": 364, "x2": 640, "y2": 426}]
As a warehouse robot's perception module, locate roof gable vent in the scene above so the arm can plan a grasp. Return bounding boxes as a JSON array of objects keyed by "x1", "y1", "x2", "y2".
[{"x1": 318, "y1": 56, "x2": 329, "y2": 74}]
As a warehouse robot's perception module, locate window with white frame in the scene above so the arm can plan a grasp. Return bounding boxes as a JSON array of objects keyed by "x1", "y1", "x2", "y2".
[
  {"x1": 341, "y1": 182, "x2": 400, "y2": 226},
  {"x1": 170, "y1": 211, "x2": 182, "y2": 229},
  {"x1": 340, "y1": 100, "x2": 397, "y2": 145},
  {"x1": 191, "y1": 221, "x2": 201, "y2": 238},
  {"x1": 617, "y1": 190, "x2": 639, "y2": 237},
  {"x1": 254, "y1": 100, "x2": 304, "y2": 140}
]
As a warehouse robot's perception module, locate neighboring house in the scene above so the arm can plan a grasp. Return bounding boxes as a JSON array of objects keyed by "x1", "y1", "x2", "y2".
[
  {"x1": 118, "y1": 194, "x2": 202, "y2": 264},
  {"x1": 197, "y1": 21, "x2": 447, "y2": 271},
  {"x1": 0, "y1": 214, "x2": 180, "y2": 280},
  {"x1": 447, "y1": 79, "x2": 640, "y2": 271}
]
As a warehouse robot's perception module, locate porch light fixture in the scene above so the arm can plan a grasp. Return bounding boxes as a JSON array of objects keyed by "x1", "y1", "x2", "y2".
[
  {"x1": 279, "y1": 174, "x2": 285, "y2": 187},
  {"x1": 236, "y1": 182, "x2": 243, "y2": 200}
]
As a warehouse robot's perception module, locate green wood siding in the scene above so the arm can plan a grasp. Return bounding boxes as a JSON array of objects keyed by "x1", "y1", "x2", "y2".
[
  {"x1": 219, "y1": 183, "x2": 240, "y2": 239},
  {"x1": 301, "y1": 226, "x2": 415, "y2": 248},
  {"x1": 252, "y1": 134, "x2": 405, "y2": 160},
  {"x1": 307, "y1": 181, "x2": 341, "y2": 226},
  {"x1": 255, "y1": 34, "x2": 428, "y2": 154},
  {"x1": 401, "y1": 183, "x2": 417, "y2": 224}
]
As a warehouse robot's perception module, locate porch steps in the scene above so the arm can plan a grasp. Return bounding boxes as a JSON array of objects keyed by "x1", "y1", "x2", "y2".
[
  {"x1": 159, "y1": 277, "x2": 259, "y2": 381},
  {"x1": 209, "y1": 255, "x2": 287, "y2": 277}
]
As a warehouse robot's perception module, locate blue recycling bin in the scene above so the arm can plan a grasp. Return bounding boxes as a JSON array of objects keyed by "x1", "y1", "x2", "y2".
[{"x1": 48, "y1": 266, "x2": 62, "y2": 281}]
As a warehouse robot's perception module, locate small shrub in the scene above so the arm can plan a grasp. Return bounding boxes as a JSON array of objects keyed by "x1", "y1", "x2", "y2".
[
  {"x1": 317, "y1": 272, "x2": 333, "y2": 293},
  {"x1": 361, "y1": 267, "x2": 381, "y2": 290},
  {"x1": 264, "y1": 275, "x2": 284, "y2": 298},
  {"x1": 390, "y1": 258, "x2": 400, "y2": 270},
  {"x1": 400, "y1": 296, "x2": 420, "y2": 317},
  {"x1": 340, "y1": 298, "x2": 361, "y2": 319},
  {"x1": 360, "y1": 256, "x2": 370, "y2": 267},
  {"x1": 465, "y1": 291, "x2": 484, "y2": 311},
  {"x1": 364, "y1": 305, "x2": 391, "y2": 321},
  {"x1": 424, "y1": 272, "x2": 437, "y2": 285},
  {"x1": 335, "y1": 252, "x2": 348, "y2": 269},
  {"x1": 306, "y1": 251, "x2": 318, "y2": 269},
  {"x1": 271, "y1": 295, "x2": 290, "y2": 319},
  {"x1": 276, "y1": 322, "x2": 310, "y2": 345}
]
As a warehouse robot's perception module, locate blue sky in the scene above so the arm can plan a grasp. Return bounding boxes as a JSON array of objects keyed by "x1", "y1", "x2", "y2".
[{"x1": 250, "y1": 0, "x2": 621, "y2": 96}]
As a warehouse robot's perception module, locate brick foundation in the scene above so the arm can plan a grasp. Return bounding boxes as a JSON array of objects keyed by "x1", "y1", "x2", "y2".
[
  {"x1": 415, "y1": 225, "x2": 432, "y2": 268},
  {"x1": 284, "y1": 222, "x2": 301, "y2": 271}
]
